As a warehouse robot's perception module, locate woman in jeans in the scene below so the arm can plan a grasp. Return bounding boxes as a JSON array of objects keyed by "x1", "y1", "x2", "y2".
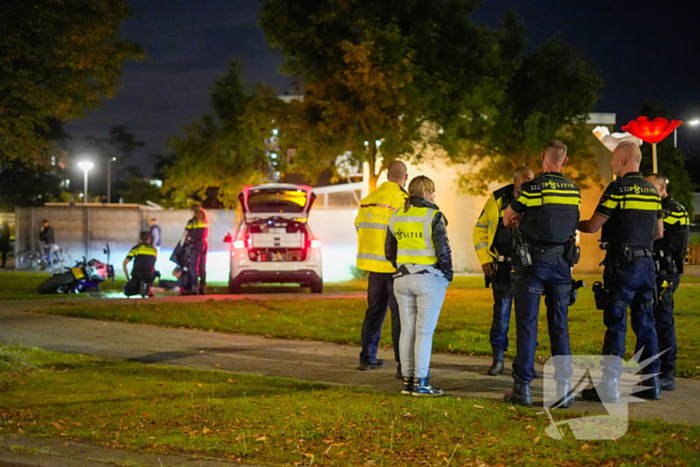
[{"x1": 385, "y1": 175, "x2": 453, "y2": 396}]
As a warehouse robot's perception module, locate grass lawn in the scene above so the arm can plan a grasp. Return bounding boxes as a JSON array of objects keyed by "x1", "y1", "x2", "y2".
[
  {"x1": 20, "y1": 283, "x2": 700, "y2": 378},
  {"x1": 2, "y1": 346, "x2": 699, "y2": 467}
]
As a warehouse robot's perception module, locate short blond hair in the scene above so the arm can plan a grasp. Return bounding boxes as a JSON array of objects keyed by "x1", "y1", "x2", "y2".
[{"x1": 544, "y1": 139, "x2": 568, "y2": 163}]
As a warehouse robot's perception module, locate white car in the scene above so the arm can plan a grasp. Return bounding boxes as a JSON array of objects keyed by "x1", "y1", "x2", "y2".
[{"x1": 225, "y1": 183, "x2": 323, "y2": 294}]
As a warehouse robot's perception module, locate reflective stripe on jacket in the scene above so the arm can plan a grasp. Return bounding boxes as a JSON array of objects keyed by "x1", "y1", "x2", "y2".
[
  {"x1": 473, "y1": 185, "x2": 512, "y2": 265},
  {"x1": 389, "y1": 206, "x2": 439, "y2": 265},
  {"x1": 355, "y1": 181, "x2": 408, "y2": 272}
]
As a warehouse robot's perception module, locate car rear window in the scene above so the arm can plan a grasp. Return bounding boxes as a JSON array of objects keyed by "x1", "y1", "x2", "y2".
[{"x1": 248, "y1": 189, "x2": 308, "y2": 213}]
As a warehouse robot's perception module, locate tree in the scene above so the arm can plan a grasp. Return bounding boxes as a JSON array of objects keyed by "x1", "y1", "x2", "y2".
[
  {"x1": 260, "y1": 0, "x2": 509, "y2": 191},
  {"x1": 0, "y1": 164, "x2": 64, "y2": 210},
  {"x1": 459, "y1": 26, "x2": 604, "y2": 194},
  {"x1": 165, "y1": 62, "x2": 279, "y2": 208},
  {"x1": 0, "y1": 0, "x2": 143, "y2": 165},
  {"x1": 259, "y1": 2, "x2": 603, "y2": 192},
  {"x1": 637, "y1": 101, "x2": 696, "y2": 217}
]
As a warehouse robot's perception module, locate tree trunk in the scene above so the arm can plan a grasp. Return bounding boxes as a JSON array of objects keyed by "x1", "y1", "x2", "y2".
[{"x1": 367, "y1": 141, "x2": 379, "y2": 193}]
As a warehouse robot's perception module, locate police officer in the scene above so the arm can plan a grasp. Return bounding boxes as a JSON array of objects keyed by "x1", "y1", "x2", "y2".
[
  {"x1": 123, "y1": 231, "x2": 158, "y2": 297},
  {"x1": 355, "y1": 160, "x2": 408, "y2": 375},
  {"x1": 646, "y1": 174, "x2": 689, "y2": 392},
  {"x1": 474, "y1": 167, "x2": 534, "y2": 376},
  {"x1": 502, "y1": 140, "x2": 580, "y2": 407},
  {"x1": 181, "y1": 204, "x2": 209, "y2": 295},
  {"x1": 579, "y1": 141, "x2": 664, "y2": 402}
]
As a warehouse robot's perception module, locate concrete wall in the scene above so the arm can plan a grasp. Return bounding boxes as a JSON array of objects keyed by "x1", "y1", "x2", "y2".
[{"x1": 13, "y1": 204, "x2": 357, "y2": 283}]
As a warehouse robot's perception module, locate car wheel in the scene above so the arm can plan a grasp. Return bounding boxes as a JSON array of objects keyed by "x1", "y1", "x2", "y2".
[
  {"x1": 310, "y1": 279, "x2": 323, "y2": 294},
  {"x1": 228, "y1": 277, "x2": 242, "y2": 294}
]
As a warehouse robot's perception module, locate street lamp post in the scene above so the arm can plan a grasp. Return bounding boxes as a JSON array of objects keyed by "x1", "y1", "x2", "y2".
[
  {"x1": 674, "y1": 119, "x2": 700, "y2": 147},
  {"x1": 78, "y1": 161, "x2": 94, "y2": 204},
  {"x1": 107, "y1": 157, "x2": 117, "y2": 203}
]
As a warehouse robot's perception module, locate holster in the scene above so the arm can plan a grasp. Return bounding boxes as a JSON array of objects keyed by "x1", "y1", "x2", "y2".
[
  {"x1": 592, "y1": 281, "x2": 608, "y2": 310},
  {"x1": 563, "y1": 237, "x2": 580, "y2": 266}
]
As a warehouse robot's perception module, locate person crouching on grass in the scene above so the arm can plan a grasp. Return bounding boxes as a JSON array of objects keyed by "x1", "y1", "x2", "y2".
[{"x1": 385, "y1": 175, "x2": 453, "y2": 396}]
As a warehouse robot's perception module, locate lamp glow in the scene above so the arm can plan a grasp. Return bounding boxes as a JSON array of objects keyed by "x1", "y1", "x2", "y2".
[{"x1": 78, "y1": 161, "x2": 94, "y2": 204}]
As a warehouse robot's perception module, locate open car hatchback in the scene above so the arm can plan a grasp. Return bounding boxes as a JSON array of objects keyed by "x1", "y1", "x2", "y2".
[{"x1": 224, "y1": 183, "x2": 323, "y2": 293}]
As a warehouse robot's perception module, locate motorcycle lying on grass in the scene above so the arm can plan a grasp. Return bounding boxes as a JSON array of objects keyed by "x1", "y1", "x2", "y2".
[{"x1": 38, "y1": 244, "x2": 115, "y2": 294}]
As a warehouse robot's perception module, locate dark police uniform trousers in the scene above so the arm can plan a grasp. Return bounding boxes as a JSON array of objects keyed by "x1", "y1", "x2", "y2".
[
  {"x1": 185, "y1": 218, "x2": 208, "y2": 293},
  {"x1": 595, "y1": 172, "x2": 663, "y2": 379},
  {"x1": 509, "y1": 172, "x2": 580, "y2": 384},
  {"x1": 360, "y1": 272, "x2": 401, "y2": 364},
  {"x1": 653, "y1": 196, "x2": 690, "y2": 375}
]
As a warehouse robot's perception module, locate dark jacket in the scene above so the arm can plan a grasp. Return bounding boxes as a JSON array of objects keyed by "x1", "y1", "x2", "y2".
[
  {"x1": 385, "y1": 197, "x2": 453, "y2": 281},
  {"x1": 39, "y1": 226, "x2": 55, "y2": 244}
]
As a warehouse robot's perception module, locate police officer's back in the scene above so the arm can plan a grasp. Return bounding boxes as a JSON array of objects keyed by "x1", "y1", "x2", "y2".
[
  {"x1": 123, "y1": 231, "x2": 158, "y2": 297},
  {"x1": 579, "y1": 141, "x2": 664, "y2": 401},
  {"x1": 502, "y1": 140, "x2": 580, "y2": 407},
  {"x1": 646, "y1": 174, "x2": 689, "y2": 391}
]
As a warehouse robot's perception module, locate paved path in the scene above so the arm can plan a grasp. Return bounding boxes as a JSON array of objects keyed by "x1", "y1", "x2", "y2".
[{"x1": 1, "y1": 299, "x2": 699, "y2": 426}]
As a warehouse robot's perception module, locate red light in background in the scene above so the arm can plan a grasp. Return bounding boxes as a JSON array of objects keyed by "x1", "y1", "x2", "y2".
[{"x1": 622, "y1": 117, "x2": 683, "y2": 144}]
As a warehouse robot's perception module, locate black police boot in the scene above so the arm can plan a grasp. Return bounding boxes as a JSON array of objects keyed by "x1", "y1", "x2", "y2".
[
  {"x1": 636, "y1": 375, "x2": 661, "y2": 400},
  {"x1": 401, "y1": 377, "x2": 414, "y2": 395},
  {"x1": 487, "y1": 345, "x2": 505, "y2": 376},
  {"x1": 358, "y1": 359, "x2": 385, "y2": 371},
  {"x1": 504, "y1": 377, "x2": 532, "y2": 406},
  {"x1": 555, "y1": 380, "x2": 574, "y2": 408},
  {"x1": 412, "y1": 377, "x2": 443, "y2": 397},
  {"x1": 395, "y1": 363, "x2": 403, "y2": 380},
  {"x1": 532, "y1": 368, "x2": 541, "y2": 379},
  {"x1": 199, "y1": 284, "x2": 207, "y2": 296},
  {"x1": 582, "y1": 376, "x2": 620, "y2": 403},
  {"x1": 659, "y1": 371, "x2": 677, "y2": 391}
]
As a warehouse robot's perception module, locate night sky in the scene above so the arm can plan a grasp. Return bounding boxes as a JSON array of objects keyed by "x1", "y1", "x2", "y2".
[{"x1": 64, "y1": 0, "x2": 700, "y2": 176}]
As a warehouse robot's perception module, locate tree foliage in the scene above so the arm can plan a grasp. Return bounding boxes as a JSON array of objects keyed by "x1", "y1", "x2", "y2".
[
  {"x1": 165, "y1": 61, "x2": 279, "y2": 208},
  {"x1": 0, "y1": 0, "x2": 143, "y2": 164},
  {"x1": 259, "y1": 2, "x2": 603, "y2": 192},
  {"x1": 261, "y1": 0, "x2": 511, "y2": 190}
]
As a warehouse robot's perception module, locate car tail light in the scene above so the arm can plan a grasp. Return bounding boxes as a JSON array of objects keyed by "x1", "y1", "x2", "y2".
[
  {"x1": 233, "y1": 240, "x2": 245, "y2": 249},
  {"x1": 310, "y1": 239, "x2": 321, "y2": 249}
]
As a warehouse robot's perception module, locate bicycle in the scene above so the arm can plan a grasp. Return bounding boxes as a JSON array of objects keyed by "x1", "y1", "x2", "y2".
[{"x1": 15, "y1": 245, "x2": 72, "y2": 273}]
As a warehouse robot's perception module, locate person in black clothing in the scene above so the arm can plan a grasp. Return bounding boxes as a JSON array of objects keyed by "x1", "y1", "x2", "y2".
[
  {"x1": 181, "y1": 204, "x2": 208, "y2": 295},
  {"x1": 646, "y1": 174, "x2": 690, "y2": 392},
  {"x1": 579, "y1": 141, "x2": 664, "y2": 402},
  {"x1": 123, "y1": 231, "x2": 159, "y2": 297},
  {"x1": 502, "y1": 140, "x2": 581, "y2": 407},
  {"x1": 0, "y1": 221, "x2": 10, "y2": 268}
]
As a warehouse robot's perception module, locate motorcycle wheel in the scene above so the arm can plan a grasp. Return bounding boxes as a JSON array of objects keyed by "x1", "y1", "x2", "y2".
[{"x1": 38, "y1": 272, "x2": 75, "y2": 294}]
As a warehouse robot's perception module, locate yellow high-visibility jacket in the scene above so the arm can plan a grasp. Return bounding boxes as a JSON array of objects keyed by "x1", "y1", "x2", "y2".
[
  {"x1": 389, "y1": 205, "x2": 439, "y2": 265},
  {"x1": 473, "y1": 184, "x2": 513, "y2": 265},
  {"x1": 355, "y1": 181, "x2": 408, "y2": 272}
]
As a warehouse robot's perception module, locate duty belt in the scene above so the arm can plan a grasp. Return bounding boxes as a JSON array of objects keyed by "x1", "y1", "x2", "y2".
[{"x1": 532, "y1": 244, "x2": 565, "y2": 255}]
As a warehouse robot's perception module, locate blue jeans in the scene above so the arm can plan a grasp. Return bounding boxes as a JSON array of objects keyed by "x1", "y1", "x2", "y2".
[
  {"x1": 655, "y1": 274, "x2": 680, "y2": 373},
  {"x1": 602, "y1": 257, "x2": 659, "y2": 379},
  {"x1": 360, "y1": 272, "x2": 401, "y2": 364},
  {"x1": 490, "y1": 265, "x2": 513, "y2": 350},
  {"x1": 394, "y1": 270, "x2": 448, "y2": 379},
  {"x1": 512, "y1": 252, "x2": 573, "y2": 384}
]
